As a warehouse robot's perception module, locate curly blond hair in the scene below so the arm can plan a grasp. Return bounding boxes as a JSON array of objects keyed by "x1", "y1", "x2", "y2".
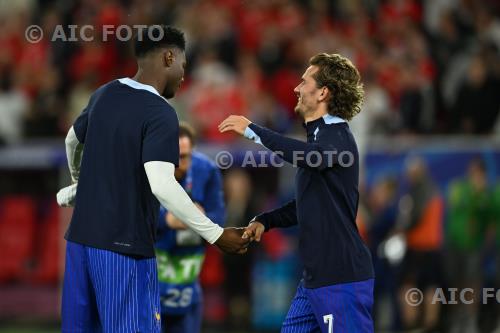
[{"x1": 309, "y1": 53, "x2": 364, "y2": 121}]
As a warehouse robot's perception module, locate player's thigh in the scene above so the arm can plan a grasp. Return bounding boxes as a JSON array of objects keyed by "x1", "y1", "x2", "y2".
[
  {"x1": 305, "y1": 279, "x2": 374, "y2": 333},
  {"x1": 281, "y1": 282, "x2": 321, "y2": 333},
  {"x1": 61, "y1": 241, "x2": 102, "y2": 333},
  {"x1": 86, "y1": 247, "x2": 161, "y2": 333}
]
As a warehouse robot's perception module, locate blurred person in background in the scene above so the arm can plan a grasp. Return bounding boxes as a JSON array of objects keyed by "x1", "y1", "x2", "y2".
[
  {"x1": 349, "y1": 70, "x2": 393, "y2": 174},
  {"x1": 0, "y1": 68, "x2": 28, "y2": 145},
  {"x1": 222, "y1": 168, "x2": 255, "y2": 330},
  {"x1": 182, "y1": 48, "x2": 247, "y2": 143},
  {"x1": 155, "y1": 122, "x2": 225, "y2": 333},
  {"x1": 451, "y1": 54, "x2": 500, "y2": 134},
  {"x1": 65, "y1": 74, "x2": 97, "y2": 129},
  {"x1": 445, "y1": 157, "x2": 497, "y2": 333},
  {"x1": 219, "y1": 53, "x2": 375, "y2": 332},
  {"x1": 398, "y1": 59, "x2": 434, "y2": 134},
  {"x1": 365, "y1": 177, "x2": 400, "y2": 331},
  {"x1": 24, "y1": 66, "x2": 63, "y2": 138},
  {"x1": 397, "y1": 156, "x2": 444, "y2": 332}
]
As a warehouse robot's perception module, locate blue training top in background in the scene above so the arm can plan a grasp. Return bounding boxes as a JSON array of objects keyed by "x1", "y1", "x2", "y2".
[{"x1": 155, "y1": 151, "x2": 225, "y2": 315}]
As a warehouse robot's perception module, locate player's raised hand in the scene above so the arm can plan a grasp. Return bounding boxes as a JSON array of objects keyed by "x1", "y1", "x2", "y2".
[
  {"x1": 242, "y1": 221, "x2": 265, "y2": 242},
  {"x1": 218, "y1": 115, "x2": 251, "y2": 135},
  {"x1": 215, "y1": 227, "x2": 251, "y2": 254}
]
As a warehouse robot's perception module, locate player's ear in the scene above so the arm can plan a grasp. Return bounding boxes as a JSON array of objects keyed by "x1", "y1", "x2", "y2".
[
  {"x1": 318, "y1": 86, "x2": 330, "y2": 102},
  {"x1": 163, "y1": 50, "x2": 174, "y2": 68}
]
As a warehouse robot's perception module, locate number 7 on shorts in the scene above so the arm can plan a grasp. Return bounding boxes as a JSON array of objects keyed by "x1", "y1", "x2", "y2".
[{"x1": 323, "y1": 314, "x2": 334, "y2": 333}]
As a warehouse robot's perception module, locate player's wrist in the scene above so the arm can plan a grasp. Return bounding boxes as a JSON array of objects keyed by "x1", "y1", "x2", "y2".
[
  {"x1": 251, "y1": 215, "x2": 270, "y2": 231},
  {"x1": 208, "y1": 225, "x2": 224, "y2": 244}
]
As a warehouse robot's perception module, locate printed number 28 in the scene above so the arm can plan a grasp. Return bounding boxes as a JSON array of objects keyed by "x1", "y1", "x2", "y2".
[
  {"x1": 323, "y1": 314, "x2": 334, "y2": 333},
  {"x1": 163, "y1": 287, "x2": 193, "y2": 308}
]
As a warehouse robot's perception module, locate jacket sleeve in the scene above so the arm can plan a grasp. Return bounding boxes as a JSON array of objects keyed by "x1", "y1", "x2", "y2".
[
  {"x1": 254, "y1": 200, "x2": 298, "y2": 231},
  {"x1": 248, "y1": 123, "x2": 351, "y2": 170}
]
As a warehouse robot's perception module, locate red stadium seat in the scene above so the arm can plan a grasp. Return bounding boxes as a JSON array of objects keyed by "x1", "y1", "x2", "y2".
[
  {"x1": 0, "y1": 196, "x2": 36, "y2": 283},
  {"x1": 30, "y1": 200, "x2": 60, "y2": 284}
]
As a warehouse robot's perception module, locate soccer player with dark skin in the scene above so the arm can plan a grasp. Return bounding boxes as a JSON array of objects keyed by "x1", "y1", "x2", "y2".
[
  {"x1": 220, "y1": 53, "x2": 375, "y2": 332},
  {"x1": 60, "y1": 26, "x2": 249, "y2": 333},
  {"x1": 129, "y1": 30, "x2": 246, "y2": 254}
]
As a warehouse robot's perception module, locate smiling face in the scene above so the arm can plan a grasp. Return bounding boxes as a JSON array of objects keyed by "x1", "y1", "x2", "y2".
[
  {"x1": 162, "y1": 48, "x2": 186, "y2": 99},
  {"x1": 293, "y1": 65, "x2": 325, "y2": 120}
]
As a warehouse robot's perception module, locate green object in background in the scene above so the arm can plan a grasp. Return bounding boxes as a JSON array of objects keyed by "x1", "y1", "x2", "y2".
[
  {"x1": 446, "y1": 180, "x2": 496, "y2": 250},
  {"x1": 156, "y1": 249, "x2": 205, "y2": 284}
]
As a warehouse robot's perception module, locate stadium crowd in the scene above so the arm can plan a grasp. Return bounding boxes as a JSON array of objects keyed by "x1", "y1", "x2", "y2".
[{"x1": 0, "y1": 0, "x2": 500, "y2": 145}]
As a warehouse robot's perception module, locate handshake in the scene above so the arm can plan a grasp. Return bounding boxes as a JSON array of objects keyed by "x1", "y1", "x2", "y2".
[
  {"x1": 213, "y1": 220, "x2": 265, "y2": 255},
  {"x1": 56, "y1": 184, "x2": 265, "y2": 255}
]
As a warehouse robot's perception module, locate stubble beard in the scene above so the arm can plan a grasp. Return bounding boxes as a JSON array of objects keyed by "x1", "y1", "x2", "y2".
[
  {"x1": 294, "y1": 99, "x2": 306, "y2": 118},
  {"x1": 294, "y1": 104, "x2": 301, "y2": 116},
  {"x1": 294, "y1": 102, "x2": 312, "y2": 120}
]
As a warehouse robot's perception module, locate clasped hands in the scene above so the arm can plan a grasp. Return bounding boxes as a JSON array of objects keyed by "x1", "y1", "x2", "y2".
[
  {"x1": 215, "y1": 220, "x2": 265, "y2": 255},
  {"x1": 166, "y1": 202, "x2": 265, "y2": 255}
]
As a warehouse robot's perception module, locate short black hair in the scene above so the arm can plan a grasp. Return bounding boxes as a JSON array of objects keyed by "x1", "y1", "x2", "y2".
[
  {"x1": 179, "y1": 121, "x2": 196, "y2": 145},
  {"x1": 134, "y1": 25, "x2": 185, "y2": 58}
]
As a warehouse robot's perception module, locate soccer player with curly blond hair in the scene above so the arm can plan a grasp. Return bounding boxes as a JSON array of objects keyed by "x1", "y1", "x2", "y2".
[{"x1": 220, "y1": 53, "x2": 374, "y2": 333}]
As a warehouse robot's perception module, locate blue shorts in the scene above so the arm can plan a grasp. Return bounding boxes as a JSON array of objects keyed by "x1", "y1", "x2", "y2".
[
  {"x1": 282, "y1": 279, "x2": 374, "y2": 333},
  {"x1": 161, "y1": 301, "x2": 202, "y2": 333},
  {"x1": 61, "y1": 241, "x2": 161, "y2": 333}
]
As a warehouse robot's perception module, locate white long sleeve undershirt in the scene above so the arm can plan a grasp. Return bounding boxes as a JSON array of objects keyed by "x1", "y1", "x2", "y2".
[
  {"x1": 65, "y1": 126, "x2": 84, "y2": 183},
  {"x1": 144, "y1": 161, "x2": 223, "y2": 244},
  {"x1": 62, "y1": 129, "x2": 222, "y2": 243}
]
